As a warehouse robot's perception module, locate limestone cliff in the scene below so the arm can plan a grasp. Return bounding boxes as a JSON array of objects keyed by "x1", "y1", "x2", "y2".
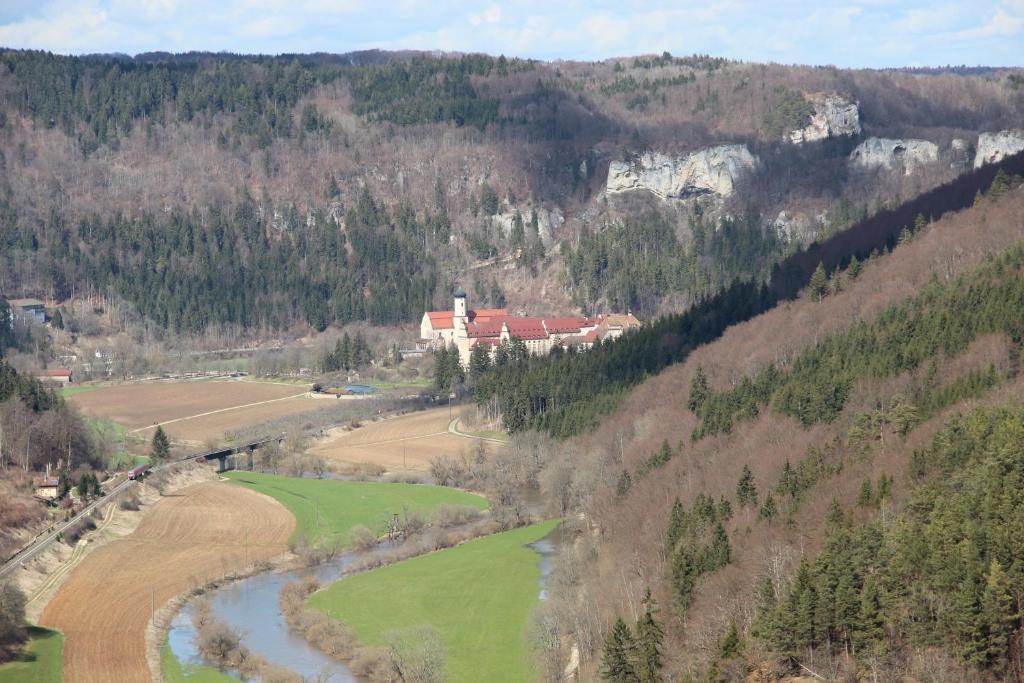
[
  {"x1": 606, "y1": 145, "x2": 758, "y2": 200},
  {"x1": 849, "y1": 137, "x2": 939, "y2": 175},
  {"x1": 788, "y1": 93, "x2": 860, "y2": 144},
  {"x1": 974, "y1": 130, "x2": 1024, "y2": 168}
]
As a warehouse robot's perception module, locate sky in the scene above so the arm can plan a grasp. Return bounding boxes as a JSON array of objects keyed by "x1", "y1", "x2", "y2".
[{"x1": 0, "y1": 1, "x2": 1021, "y2": 68}]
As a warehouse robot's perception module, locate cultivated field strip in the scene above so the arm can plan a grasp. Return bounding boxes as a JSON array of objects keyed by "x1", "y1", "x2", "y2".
[
  {"x1": 39, "y1": 481, "x2": 294, "y2": 683},
  {"x1": 310, "y1": 408, "x2": 497, "y2": 472}
]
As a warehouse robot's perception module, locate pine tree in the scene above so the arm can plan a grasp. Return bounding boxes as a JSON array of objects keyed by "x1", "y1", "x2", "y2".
[
  {"x1": 717, "y1": 620, "x2": 743, "y2": 660},
  {"x1": 758, "y1": 493, "x2": 778, "y2": 523},
  {"x1": 635, "y1": 589, "x2": 664, "y2": 683},
  {"x1": 847, "y1": 255, "x2": 862, "y2": 280},
  {"x1": 665, "y1": 497, "x2": 686, "y2": 553},
  {"x1": 687, "y1": 366, "x2": 710, "y2": 414},
  {"x1": 857, "y1": 478, "x2": 873, "y2": 507},
  {"x1": 981, "y1": 560, "x2": 1015, "y2": 669},
  {"x1": 705, "y1": 522, "x2": 731, "y2": 568},
  {"x1": 808, "y1": 262, "x2": 828, "y2": 302},
  {"x1": 716, "y1": 496, "x2": 733, "y2": 521},
  {"x1": 600, "y1": 617, "x2": 638, "y2": 682},
  {"x1": 737, "y1": 465, "x2": 758, "y2": 508},
  {"x1": 913, "y1": 213, "x2": 927, "y2": 233},
  {"x1": 753, "y1": 576, "x2": 781, "y2": 647},
  {"x1": 151, "y1": 425, "x2": 170, "y2": 462}
]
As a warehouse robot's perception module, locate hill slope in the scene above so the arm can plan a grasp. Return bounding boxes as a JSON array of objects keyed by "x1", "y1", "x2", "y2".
[{"x1": 532, "y1": 180, "x2": 1024, "y2": 680}]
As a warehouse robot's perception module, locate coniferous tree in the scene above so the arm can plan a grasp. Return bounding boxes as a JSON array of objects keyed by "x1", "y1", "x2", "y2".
[
  {"x1": 758, "y1": 493, "x2": 778, "y2": 523},
  {"x1": 687, "y1": 366, "x2": 710, "y2": 414},
  {"x1": 600, "y1": 618, "x2": 638, "y2": 682},
  {"x1": 717, "y1": 621, "x2": 743, "y2": 660},
  {"x1": 151, "y1": 425, "x2": 170, "y2": 462},
  {"x1": 753, "y1": 576, "x2": 781, "y2": 647},
  {"x1": 981, "y1": 560, "x2": 1015, "y2": 669},
  {"x1": 737, "y1": 465, "x2": 758, "y2": 508},
  {"x1": 846, "y1": 255, "x2": 862, "y2": 280},
  {"x1": 808, "y1": 262, "x2": 828, "y2": 301},
  {"x1": 665, "y1": 498, "x2": 686, "y2": 553},
  {"x1": 635, "y1": 589, "x2": 664, "y2": 683}
]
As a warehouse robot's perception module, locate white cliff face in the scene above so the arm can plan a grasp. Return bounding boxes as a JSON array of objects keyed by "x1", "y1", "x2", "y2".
[
  {"x1": 605, "y1": 145, "x2": 758, "y2": 200},
  {"x1": 788, "y1": 93, "x2": 861, "y2": 144},
  {"x1": 491, "y1": 207, "x2": 563, "y2": 247},
  {"x1": 849, "y1": 137, "x2": 939, "y2": 175},
  {"x1": 974, "y1": 130, "x2": 1024, "y2": 168}
]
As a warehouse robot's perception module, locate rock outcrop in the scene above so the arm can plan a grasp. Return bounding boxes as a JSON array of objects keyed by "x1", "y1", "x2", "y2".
[
  {"x1": 974, "y1": 130, "x2": 1024, "y2": 168},
  {"x1": 788, "y1": 93, "x2": 860, "y2": 144},
  {"x1": 491, "y1": 207, "x2": 563, "y2": 247},
  {"x1": 606, "y1": 145, "x2": 758, "y2": 200},
  {"x1": 849, "y1": 137, "x2": 939, "y2": 175}
]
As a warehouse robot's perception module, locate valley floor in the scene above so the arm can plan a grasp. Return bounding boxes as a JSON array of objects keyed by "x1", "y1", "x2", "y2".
[{"x1": 309, "y1": 519, "x2": 560, "y2": 683}]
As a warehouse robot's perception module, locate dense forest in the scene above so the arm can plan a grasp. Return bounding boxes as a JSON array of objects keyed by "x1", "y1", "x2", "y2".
[
  {"x1": 473, "y1": 157, "x2": 1024, "y2": 437},
  {"x1": 757, "y1": 405, "x2": 1024, "y2": 675},
  {"x1": 0, "y1": 188, "x2": 444, "y2": 331}
]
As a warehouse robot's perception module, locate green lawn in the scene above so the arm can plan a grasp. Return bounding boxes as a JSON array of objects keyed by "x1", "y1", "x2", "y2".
[
  {"x1": 225, "y1": 472, "x2": 488, "y2": 545},
  {"x1": 61, "y1": 384, "x2": 98, "y2": 398},
  {"x1": 0, "y1": 626, "x2": 63, "y2": 683},
  {"x1": 309, "y1": 520, "x2": 559, "y2": 683},
  {"x1": 160, "y1": 638, "x2": 235, "y2": 683}
]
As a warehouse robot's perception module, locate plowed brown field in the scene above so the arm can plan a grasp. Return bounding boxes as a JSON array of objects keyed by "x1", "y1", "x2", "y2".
[
  {"x1": 39, "y1": 481, "x2": 294, "y2": 683},
  {"x1": 309, "y1": 407, "x2": 495, "y2": 472},
  {"x1": 69, "y1": 380, "x2": 316, "y2": 443}
]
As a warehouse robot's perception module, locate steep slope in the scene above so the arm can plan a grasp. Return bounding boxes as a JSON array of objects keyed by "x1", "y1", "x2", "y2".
[
  {"x1": 1, "y1": 50, "x2": 1022, "y2": 331},
  {"x1": 537, "y1": 180, "x2": 1024, "y2": 680}
]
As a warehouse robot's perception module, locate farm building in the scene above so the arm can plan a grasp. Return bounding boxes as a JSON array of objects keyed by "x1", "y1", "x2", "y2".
[
  {"x1": 7, "y1": 297, "x2": 47, "y2": 323},
  {"x1": 420, "y1": 288, "x2": 641, "y2": 365},
  {"x1": 35, "y1": 368, "x2": 73, "y2": 386},
  {"x1": 33, "y1": 465, "x2": 61, "y2": 499}
]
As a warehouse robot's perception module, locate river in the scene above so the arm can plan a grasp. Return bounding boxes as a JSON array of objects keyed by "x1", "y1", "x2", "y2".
[{"x1": 167, "y1": 523, "x2": 563, "y2": 681}]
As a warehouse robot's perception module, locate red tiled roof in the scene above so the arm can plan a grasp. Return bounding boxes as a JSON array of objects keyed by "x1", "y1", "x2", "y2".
[
  {"x1": 426, "y1": 311, "x2": 454, "y2": 329},
  {"x1": 465, "y1": 319, "x2": 507, "y2": 338},
  {"x1": 504, "y1": 317, "x2": 549, "y2": 341},
  {"x1": 39, "y1": 369, "x2": 72, "y2": 377},
  {"x1": 469, "y1": 308, "x2": 508, "y2": 323},
  {"x1": 543, "y1": 317, "x2": 588, "y2": 334}
]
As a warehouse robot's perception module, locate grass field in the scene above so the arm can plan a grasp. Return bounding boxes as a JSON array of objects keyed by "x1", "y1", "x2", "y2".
[
  {"x1": 0, "y1": 626, "x2": 63, "y2": 683},
  {"x1": 225, "y1": 472, "x2": 488, "y2": 544},
  {"x1": 309, "y1": 520, "x2": 559, "y2": 682},
  {"x1": 160, "y1": 638, "x2": 234, "y2": 683},
  {"x1": 61, "y1": 385, "x2": 98, "y2": 398}
]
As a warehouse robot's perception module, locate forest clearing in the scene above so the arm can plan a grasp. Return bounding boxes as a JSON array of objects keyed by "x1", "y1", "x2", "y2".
[
  {"x1": 67, "y1": 380, "x2": 317, "y2": 443},
  {"x1": 308, "y1": 407, "x2": 498, "y2": 473},
  {"x1": 38, "y1": 481, "x2": 294, "y2": 683}
]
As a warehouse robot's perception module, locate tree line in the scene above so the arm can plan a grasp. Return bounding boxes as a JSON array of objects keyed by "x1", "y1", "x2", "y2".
[
  {"x1": 691, "y1": 239, "x2": 1024, "y2": 439},
  {"x1": 0, "y1": 50, "x2": 341, "y2": 153}
]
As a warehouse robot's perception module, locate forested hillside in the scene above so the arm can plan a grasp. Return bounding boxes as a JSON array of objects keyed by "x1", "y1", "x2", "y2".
[
  {"x1": 1, "y1": 48, "x2": 1022, "y2": 335},
  {"x1": 524, "y1": 180, "x2": 1024, "y2": 681}
]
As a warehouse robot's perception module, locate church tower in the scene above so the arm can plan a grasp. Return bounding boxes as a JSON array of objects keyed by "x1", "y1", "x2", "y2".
[{"x1": 453, "y1": 285, "x2": 468, "y2": 321}]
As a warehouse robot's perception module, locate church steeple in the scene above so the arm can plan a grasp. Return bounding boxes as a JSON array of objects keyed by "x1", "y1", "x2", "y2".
[{"x1": 453, "y1": 285, "x2": 468, "y2": 320}]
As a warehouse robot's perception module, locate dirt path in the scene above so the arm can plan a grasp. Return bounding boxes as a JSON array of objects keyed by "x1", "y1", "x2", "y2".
[
  {"x1": 127, "y1": 391, "x2": 308, "y2": 434},
  {"x1": 39, "y1": 481, "x2": 294, "y2": 683}
]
